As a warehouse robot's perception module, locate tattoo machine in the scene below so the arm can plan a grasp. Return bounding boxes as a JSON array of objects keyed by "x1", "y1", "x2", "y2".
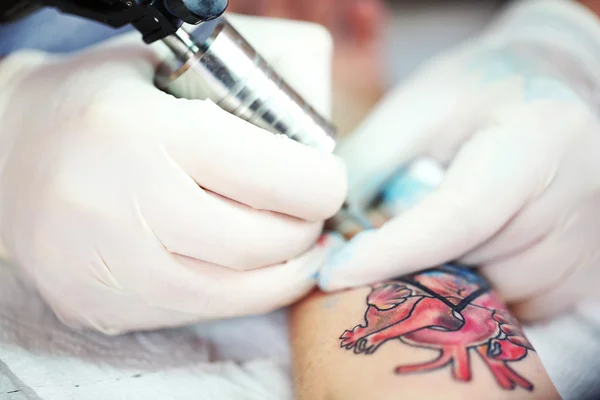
[
  {"x1": 24, "y1": 0, "x2": 368, "y2": 231},
  {"x1": 24, "y1": 0, "x2": 336, "y2": 149}
]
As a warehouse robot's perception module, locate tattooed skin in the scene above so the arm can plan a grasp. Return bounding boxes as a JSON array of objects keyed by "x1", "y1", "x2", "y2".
[{"x1": 340, "y1": 265, "x2": 535, "y2": 391}]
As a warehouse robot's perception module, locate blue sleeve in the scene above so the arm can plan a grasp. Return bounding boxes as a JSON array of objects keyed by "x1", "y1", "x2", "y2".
[{"x1": 0, "y1": 8, "x2": 131, "y2": 56}]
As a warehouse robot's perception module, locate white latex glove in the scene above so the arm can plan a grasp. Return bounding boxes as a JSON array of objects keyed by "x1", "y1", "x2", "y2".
[
  {"x1": 0, "y1": 14, "x2": 346, "y2": 334},
  {"x1": 319, "y1": 0, "x2": 600, "y2": 322}
]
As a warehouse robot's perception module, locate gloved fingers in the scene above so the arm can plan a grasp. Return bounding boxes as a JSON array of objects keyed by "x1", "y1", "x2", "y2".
[
  {"x1": 138, "y1": 157, "x2": 322, "y2": 270},
  {"x1": 45, "y1": 282, "x2": 202, "y2": 335},
  {"x1": 482, "y1": 197, "x2": 600, "y2": 307},
  {"x1": 30, "y1": 249, "x2": 194, "y2": 335},
  {"x1": 158, "y1": 98, "x2": 347, "y2": 221},
  {"x1": 48, "y1": 37, "x2": 174, "y2": 120},
  {"x1": 102, "y1": 229, "x2": 339, "y2": 324},
  {"x1": 508, "y1": 248, "x2": 600, "y2": 322},
  {"x1": 336, "y1": 54, "x2": 469, "y2": 208},
  {"x1": 178, "y1": 190, "x2": 322, "y2": 270},
  {"x1": 480, "y1": 233, "x2": 578, "y2": 305},
  {"x1": 460, "y1": 106, "x2": 599, "y2": 265},
  {"x1": 63, "y1": 241, "x2": 330, "y2": 334},
  {"x1": 460, "y1": 200, "x2": 553, "y2": 266},
  {"x1": 319, "y1": 122, "x2": 540, "y2": 292},
  {"x1": 226, "y1": 13, "x2": 333, "y2": 116},
  {"x1": 510, "y1": 265, "x2": 600, "y2": 322}
]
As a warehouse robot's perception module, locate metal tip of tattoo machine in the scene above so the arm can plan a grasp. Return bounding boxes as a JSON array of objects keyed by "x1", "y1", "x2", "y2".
[
  {"x1": 155, "y1": 17, "x2": 338, "y2": 152},
  {"x1": 342, "y1": 203, "x2": 374, "y2": 229},
  {"x1": 326, "y1": 202, "x2": 374, "y2": 239}
]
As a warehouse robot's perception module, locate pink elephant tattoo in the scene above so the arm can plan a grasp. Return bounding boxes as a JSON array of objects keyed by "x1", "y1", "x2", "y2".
[{"x1": 340, "y1": 265, "x2": 535, "y2": 391}]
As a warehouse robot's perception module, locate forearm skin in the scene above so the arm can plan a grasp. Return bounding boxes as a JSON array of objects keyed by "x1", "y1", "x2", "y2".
[{"x1": 290, "y1": 265, "x2": 561, "y2": 400}]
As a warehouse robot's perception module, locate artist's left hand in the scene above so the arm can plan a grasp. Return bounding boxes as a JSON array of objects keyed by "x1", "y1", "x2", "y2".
[{"x1": 319, "y1": 0, "x2": 600, "y2": 322}]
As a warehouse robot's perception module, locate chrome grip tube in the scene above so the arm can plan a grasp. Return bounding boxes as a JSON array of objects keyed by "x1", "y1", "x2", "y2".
[{"x1": 155, "y1": 17, "x2": 337, "y2": 152}]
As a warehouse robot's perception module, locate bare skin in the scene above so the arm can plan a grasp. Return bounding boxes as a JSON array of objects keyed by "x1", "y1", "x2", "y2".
[{"x1": 290, "y1": 264, "x2": 561, "y2": 400}]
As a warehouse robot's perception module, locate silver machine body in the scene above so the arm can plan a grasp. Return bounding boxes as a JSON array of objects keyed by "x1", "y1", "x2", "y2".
[
  {"x1": 156, "y1": 17, "x2": 371, "y2": 235},
  {"x1": 155, "y1": 17, "x2": 337, "y2": 153}
]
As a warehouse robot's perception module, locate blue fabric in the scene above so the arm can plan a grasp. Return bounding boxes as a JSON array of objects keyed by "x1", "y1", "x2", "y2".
[{"x1": 0, "y1": 8, "x2": 131, "y2": 55}]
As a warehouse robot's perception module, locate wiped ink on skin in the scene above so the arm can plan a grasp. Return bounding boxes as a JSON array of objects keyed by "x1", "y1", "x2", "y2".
[{"x1": 340, "y1": 265, "x2": 535, "y2": 391}]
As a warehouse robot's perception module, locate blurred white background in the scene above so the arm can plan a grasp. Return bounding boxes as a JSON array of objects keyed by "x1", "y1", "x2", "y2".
[{"x1": 384, "y1": 0, "x2": 501, "y2": 85}]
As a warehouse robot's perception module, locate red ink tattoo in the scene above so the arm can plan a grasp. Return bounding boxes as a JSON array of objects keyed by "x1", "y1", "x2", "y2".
[{"x1": 340, "y1": 265, "x2": 535, "y2": 391}]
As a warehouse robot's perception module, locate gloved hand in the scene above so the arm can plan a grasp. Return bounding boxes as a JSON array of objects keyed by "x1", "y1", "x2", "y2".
[
  {"x1": 319, "y1": 0, "x2": 600, "y2": 322},
  {"x1": 0, "y1": 14, "x2": 346, "y2": 334}
]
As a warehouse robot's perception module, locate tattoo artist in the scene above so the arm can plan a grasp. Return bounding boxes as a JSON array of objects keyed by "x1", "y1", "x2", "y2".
[
  {"x1": 1, "y1": 0, "x2": 599, "y2": 397},
  {"x1": 1, "y1": 0, "x2": 599, "y2": 359}
]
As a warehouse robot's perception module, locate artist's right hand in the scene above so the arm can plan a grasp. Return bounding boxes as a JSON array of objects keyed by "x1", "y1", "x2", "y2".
[{"x1": 0, "y1": 14, "x2": 346, "y2": 334}]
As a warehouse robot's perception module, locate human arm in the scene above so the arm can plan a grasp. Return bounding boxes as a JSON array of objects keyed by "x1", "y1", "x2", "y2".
[{"x1": 291, "y1": 261, "x2": 560, "y2": 400}]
